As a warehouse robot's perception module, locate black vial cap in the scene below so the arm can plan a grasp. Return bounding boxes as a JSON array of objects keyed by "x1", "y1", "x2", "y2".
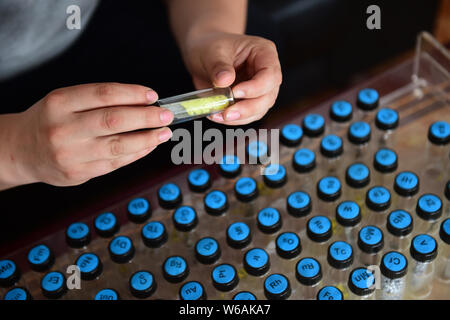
[
  {"x1": 327, "y1": 242, "x2": 354, "y2": 269},
  {"x1": 295, "y1": 259, "x2": 322, "y2": 286},
  {"x1": 129, "y1": 271, "x2": 157, "y2": 299},
  {"x1": 75, "y1": 254, "x2": 103, "y2": 281},
  {"x1": 380, "y1": 251, "x2": 408, "y2": 279},
  {"x1": 66, "y1": 223, "x2": 91, "y2": 248},
  {"x1": 264, "y1": 274, "x2": 291, "y2": 300},
  {"x1": 243, "y1": 249, "x2": 271, "y2": 277},
  {"x1": 141, "y1": 223, "x2": 168, "y2": 248},
  {"x1": 440, "y1": 219, "x2": 450, "y2": 245},
  {"x1": 386, "y1": 211, "x2": 413, "y2": 237},
  {"x1": 410, "y1": 234, "x2": 438, "y2": 263},
  {"x1": 445, "y1": 181, "x2": 450, "y2": 201},
  {"x1": 356, "y1": 88, "x2": 379, "y2": 111},
  {"x1": 358, "y1": 226, "x2": 384, "y2": 254},
  {"x1": 0, "y1": 261, "x2": 20, "y2": 288},
  {"x1": 348, "y1": 268, "x2": 376, "y2": 296}
]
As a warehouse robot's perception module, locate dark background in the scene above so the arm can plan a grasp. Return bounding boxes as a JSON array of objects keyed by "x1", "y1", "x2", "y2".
[{"x1": 0, "y1": 0, "x2": 439, "y2": 248}]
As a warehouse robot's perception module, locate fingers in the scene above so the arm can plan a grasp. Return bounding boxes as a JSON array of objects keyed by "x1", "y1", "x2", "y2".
[
  {"x1": 208, "y1": 88, "x2": 278, "y2": 125},
  {"x1": 202, "y1": 49, "x2": 236, "y2": 88},
  {"x1": 232, "y1": 42, "x2": 282, "y2": 99},
  {"x1": 74, "y1": 105, "x2": 173, "y2": 137},
  {"x1": 76, "y1": 146, "x2": 157, "y2": 181},
  {"x1": 77, "y1": 127, "x2": 172, "y2": 162},
  {"x1": 48, "y1": 82, "x2": 158, "y2": 112}
]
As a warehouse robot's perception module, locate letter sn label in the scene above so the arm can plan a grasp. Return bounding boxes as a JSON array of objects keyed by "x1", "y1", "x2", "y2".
[
  {"x1": 66, "y1": 265, "x2": 81, "y2": 290},
  {"x1": 66, "y1": 5, "x2": 81, "y2": 30},
  {"x1": 366, "y1": 5, "x2": 381, "y2": 30}
]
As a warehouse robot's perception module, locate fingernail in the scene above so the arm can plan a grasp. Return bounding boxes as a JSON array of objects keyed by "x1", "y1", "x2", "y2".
[
  {"x1": 216, "y1": 71, "x2": 230, "y2": 82},
  {"x1": 146, "y1": 90, "x2": 158, "y2": 103},
  {"x1": 160, "y1": 110, "x2": 173, "y2": 123},
  {"x1": 159, "y1": 128, "x2": 172, "y2": 142},
  {"x1": 225, "y1": 110, "x2": 240, "y2": 121},
  {"x1": 212, "y1": 112, "x2": 224, "y2": 122},
  {"x1": 233, "y1": 90, "x2": 245, "y2": 99}
]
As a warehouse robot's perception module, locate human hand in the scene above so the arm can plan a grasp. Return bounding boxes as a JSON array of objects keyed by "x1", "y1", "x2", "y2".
[
  {"x1": 183, "y1": 32, "x2": 282, "y2": 125},
  {"x1": 11, "y1": 83, "x2": 173, "y2": 186}
]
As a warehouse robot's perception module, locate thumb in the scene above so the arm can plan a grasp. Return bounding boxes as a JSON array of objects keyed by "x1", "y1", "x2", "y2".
[{"x1": 204, "y1": 53, "x2": 236, "y2": 88}]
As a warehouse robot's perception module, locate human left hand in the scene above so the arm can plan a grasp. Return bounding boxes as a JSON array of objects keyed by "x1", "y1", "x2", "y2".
[{"x1": 183, "y1": 32, "x2": 282, "y2": 125}]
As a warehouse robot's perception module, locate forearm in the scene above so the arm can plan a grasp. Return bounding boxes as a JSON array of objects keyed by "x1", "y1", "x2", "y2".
[
  {"x1": 165, "y1": 0, "x2": 247, "y2": 55},
  {"x1": 0, "y1": 113, "x2": 34, "y2": 191}
]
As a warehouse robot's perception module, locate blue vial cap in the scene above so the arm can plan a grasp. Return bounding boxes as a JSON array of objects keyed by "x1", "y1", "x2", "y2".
[
  {"x1": 94, "y1": 212, "x2": 119, "y2": 238},
  {"x1": 307, "y1": 215, "x2": 332, "y2": 243},
  {"x1": 293, "y1": 148, "x2": 316, "y2": 173},
  {"x1": 179, "y1": 281, "x2": 206, "y2": 300},
  {"x1": 163, "y1": 256, "x2": 189, "y2": 283},
  {"x1": 287, "y1": 191, "x2": 312, "y2": 217},
  {"x1": 394, "y1": 171, "x2": 419, "y2": 197},
  {"x1": 263, "y1": 164, "x2": 287, "y2": 188},
  {"x1": 327, "y1": 241, "x2": 354, "y2": 269},
  {"x1": 41, "y1": 271, "x2": 66, "y2": 299},
  {"x1": 276, "y1": 232, "x2": 301, "y2": 259},
  {"x1": 130, "y1": 271, "x2": 156, "y2": 298},
  {"x1": 244, "y1": 248, "x2": 270, "y2": 276},
  {"x1": 76, "y1": 253, "x2": 102, "y2": 280},
  {"x1": 257, "y1": 207, "x2": 282, "y2": 234},
  {"x1": 219, "y1": 155, "x2": 241, "y2": 178},
  {"x1": 211, "y1": 264, "x2": 238, "y2": 292},
  {"x1": 127, "y1": 198, "x2": 151, "y2": 223},
  {"x1": 302, "y1": 114, "x2": 325, "y2": 137},
  {"x1": 358, "y1": 225, "x2": 384, "y2": 253},
  {"x1": 173, "y1": 206, "x2": 198, "y2": 231},
  {"x1": 346, "y1": 163, "x2": 370, "y2": 188},
  {"x1": 410, "y1": 234, "x2": 438, "y2": 262},
  {"x1": 264, "y1": 274, "x2": 291, "y2": 300},
  {"x1": 195, "y1": 237, "x2": 220, "y2": 264},
  {"x1": 428, "y1": 121, "x2": 450, "y2": 145},
  {"x1": 366, "y1": 186, "x2": 391, "y2": 211},
  {"x1": 281, "y1": 124, "x2": 303, "y2": 146},
  {"x1": 234, "y1": 177, "x2": 258, "y2": 202},
  {"x1": 317, "y1": 286, "x2": 343, "y2": 300},
  {"x1": 348, "y1": 267, "x2": 376, "y2": 296},
  {"x1": 204, "y1": 190, "x2": 228, "y2": 215},
  {"x1": 0, "y1": 259, "x2": 19, "y2": 288},
  {"x1": 416, "y1": 193, "x2": 442, "y2": 221},
  {"x1": 348, "y1": 121, "x2": 371, "y2": 144},
  {"x1": 374, "y1": 148, "x2": 398, "y2": 173},
  {"x1": 330, "y1": 100, "x2": 353, "y2": 122},
  {"x1": 320, "y1": 134, "x2": 343, "y2": 158},
  {"x1": 247, "y1": 141, "x2": 268, "y2": 162},
  {"x1": 387, "y1": 210, "x2": 413, "y2": 237},
  {"x1": 141, "y1": 221, "x2": 167, "y2": 248},
  {"x1": 233, "y1": 291, "x2": 257, "y2": 300},
  {"x1": 108, "y1": 236, "x2": 134, "y2": 263},
  {"x1": 376, "y1": 108, "x2": 399, "y2": 130},
  {"x1": 336, "y1": 201, "x2": 361, "y2": 227},
  {"x1": 95, "y1": 288, "x2": 119, "y2": 300},
  {"x1": 187, "y1": 168, "x2": 211, "y2": 192},
  {"x1": 357, "y1": 88, "x2": 379, "y2": 110},
  {"x1": 27, "y1": 244, "x2": 54, "y2": 272},
  {"x1": 66, "y1": 222, "x2": 91, "y2": 248},
  {"x1": 440, "y1": 218, "x2": 450, "y2": 244},
  {"x1": 4, "y1": 287, "x2": 31, "y2": 300},
  {"x1": 227, "y1": 222, "x2": 251, "y2": 249},
  {"x1": 381, "y1": 251, "x2": 408, "y2": 279},
  {"x1": 317, "y1": 176, "x2": 341, "y2": 201},
  {"x1": 296, "y1": 257, "x2": 322, "y2": 286},
  {"x1": 158, "y1": 183, "x2": 182, "y2": 209}
]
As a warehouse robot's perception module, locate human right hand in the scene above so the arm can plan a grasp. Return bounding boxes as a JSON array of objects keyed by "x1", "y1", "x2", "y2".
[{"x1": 7, "y1": 82, "x2": 173, "y2": 187}]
